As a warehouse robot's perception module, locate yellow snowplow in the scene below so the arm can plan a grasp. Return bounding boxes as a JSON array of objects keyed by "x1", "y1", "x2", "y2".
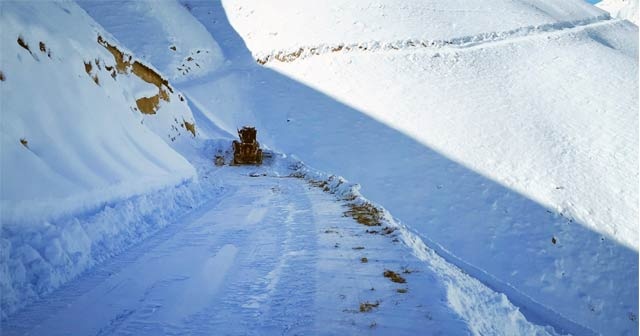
[{"x1": 232, "y1": 126, "x2": 263, "y2": 165}]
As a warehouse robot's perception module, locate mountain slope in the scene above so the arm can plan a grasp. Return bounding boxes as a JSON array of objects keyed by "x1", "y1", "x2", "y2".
[
  {"x1": 225, "y1": 0, "x2": 608, "y2": 53},
  {"x1": 77, "y1": 0, "x2": 224, "y2": 84}
]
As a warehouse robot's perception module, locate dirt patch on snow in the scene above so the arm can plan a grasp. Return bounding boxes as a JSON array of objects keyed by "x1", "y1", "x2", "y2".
[
  {"x1": 381, "y1": 227, "x2": 396, "y2": 235},
  {"x1": 183, "y1": 120, "x2": 196, "y2": 136},
  {"x1": 98, "y1": 35, "x2": 176, "y2": 115},
  {"x1": 17, "y1": 36, "x2": 30, "y2": 52},
  {"x1": 383, "y1": 270, "x2": 406, "y2": 283},
  {"x1": 344, "y1": 203, "x2": 382, "y2": 226},
  {"x1": 98, "y1": 36, "x2": 130, "y2": 73},
  {"x1": 38, "y1": 41, "x2": 51, "y2": 58},
  {"x1": 359, "y1": 301, "x2": 379, "y2": 312},
  {"x1": 309, "y1": 180, "x2": 331, "y2": 192},
  {"x1": 131, "y1": 61, "x2": 172, "y2": 94},
  {"x1": 83, "y1": 61, "x2": 99, "y2": 85},
  {"x1": 136, "y1": 95, "x2": 160, "y2": 115}
]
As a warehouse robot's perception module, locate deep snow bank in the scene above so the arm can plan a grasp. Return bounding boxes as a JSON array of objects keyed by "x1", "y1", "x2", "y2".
[{"x1": 0, "y1": 0, "x2": 205, "y2": 318}]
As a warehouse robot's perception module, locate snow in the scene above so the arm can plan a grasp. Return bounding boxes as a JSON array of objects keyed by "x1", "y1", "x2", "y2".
[
  {"x1": 77, "y1": 0, "x2": 224, "y2": 83},
  {"x1": 223, "y1": 0, "x2": 608, "y2": 55},
  {"x1": 1, "y1": 0, "x2": 637, "y2": 335},
  {"x1": 0, "y1": 0, "x2": 204, "y2": 318},
  {"x1": 0, "y1": 153, "x2": 558, "y2": 335},
  {"x1": 597, "y1": 0, "x2": 639, "y2": 25},
  {"x1": 177, "y1": 1, "x2": 637, "y2": 335}
]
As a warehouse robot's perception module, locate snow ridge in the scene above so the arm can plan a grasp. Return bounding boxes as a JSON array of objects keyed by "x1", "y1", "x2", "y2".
[
  {"x1": 256, "y1": 14, "x2": 611, "y2": 64},
  {"x1": 0, "y1": 170, "x2": 223, "y2": 320}
]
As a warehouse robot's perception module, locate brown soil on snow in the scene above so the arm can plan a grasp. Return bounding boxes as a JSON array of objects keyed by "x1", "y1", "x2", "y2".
[
  {"x1": 359, "y1": 301, "x2": 379, "y2": 313},
  {"x1": 183, "y1": 120, "x2": 196, "y2": 136},
  {"x1": 383, "y1": 270, "x2": 406, "y2": 283},
  {"x1": 97, "y1": 35, "x2": 175, "y2": 115},
  {"x1": 344, "y1": 203, "x2": 383, "y2": 226},
  {"x1": 136, "y1": 95, "x2": 160, "y2": 115}
]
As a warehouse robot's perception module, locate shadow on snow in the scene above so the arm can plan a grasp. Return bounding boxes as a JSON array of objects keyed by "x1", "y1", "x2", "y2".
[{"x1": 178, "y1": 1, "x2": 638, "y2": 335}]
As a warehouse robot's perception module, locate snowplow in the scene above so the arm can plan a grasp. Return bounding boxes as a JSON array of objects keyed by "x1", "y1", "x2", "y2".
[{"x1": 232, "y1": 126, "x2": 263, "y2": 165}]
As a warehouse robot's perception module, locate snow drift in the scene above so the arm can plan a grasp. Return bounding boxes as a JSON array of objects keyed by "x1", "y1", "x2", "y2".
[{"x1": 0, "y1": 0, "x2": 206, "y2": 318}]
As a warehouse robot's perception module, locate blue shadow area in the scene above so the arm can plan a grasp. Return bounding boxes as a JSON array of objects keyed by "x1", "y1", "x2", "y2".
[{"x1": 177, "y1": 1, "x2": 637, "y2": 334}]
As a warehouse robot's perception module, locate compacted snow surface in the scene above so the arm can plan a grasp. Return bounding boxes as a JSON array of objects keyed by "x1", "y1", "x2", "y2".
[
  {"x1": 1, "y1": 0, "x2": 638, "y2": 335},
  {"x1": 1, "y1": 147, "x2": 557, "y2": 335}
]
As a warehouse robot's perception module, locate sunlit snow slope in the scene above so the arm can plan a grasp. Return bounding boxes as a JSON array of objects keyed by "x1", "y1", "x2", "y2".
[
  {"x1": 227, "y1": 0, "x2": 607, "y2": 53},
  {"x1": 177, "y1": 0, "x2": 638, "y2": 334},
  {"x1": 598, "y1": 0, "x2": 639, "y2": 25}
]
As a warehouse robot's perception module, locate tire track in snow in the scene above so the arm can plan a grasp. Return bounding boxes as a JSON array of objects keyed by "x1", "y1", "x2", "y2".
[{"x1": 256, "y1": 15, "x2": 613, "y2": 64}]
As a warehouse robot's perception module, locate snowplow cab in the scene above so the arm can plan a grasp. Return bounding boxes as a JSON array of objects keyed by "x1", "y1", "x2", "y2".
[
  {"x1": 232, "y1": 126, "x2": 263, "y2": 165},
  {"x1": 238, "y1": 127, "x2": 257, "y2": 143}
]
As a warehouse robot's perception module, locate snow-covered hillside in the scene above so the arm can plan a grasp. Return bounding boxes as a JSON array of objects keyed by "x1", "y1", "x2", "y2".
[
  {"x1": 1, "y1": 0, "x2": 637, "y2": 335},
  {"x1": 226, "y1": 0, "x2": 608, "y2": 56},
  {"x1": 78, "y1": 0, "x2": 224, "y2": 83},
  {"x1": 0, "y1": 0, "x2": 210, "y2": 318},
  {"x1": 598, "y1": 0, "x2": 639, "y2": 25},
  {"x1": 176, "y1": 0, "x2": 638, "y2": 334}
]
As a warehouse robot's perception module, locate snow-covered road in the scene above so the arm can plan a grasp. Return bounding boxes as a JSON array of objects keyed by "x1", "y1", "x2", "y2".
[
  {"x1": 2, "y1": 161, "x2": 560, "y2": 335},
  {"x1": 0, "y1": 168, "x2": 461, "y2": 335},
  {"x1": 2, "y1": 1, "x2": 636, "y2": 335}
]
